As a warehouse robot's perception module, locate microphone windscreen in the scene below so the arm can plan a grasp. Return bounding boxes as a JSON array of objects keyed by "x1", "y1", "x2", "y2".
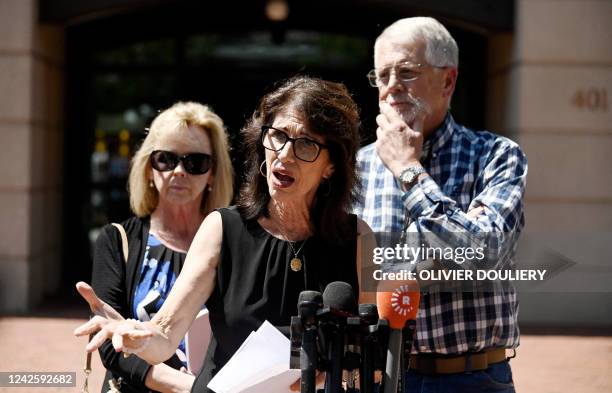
[
  {"x1": 376, "y1": 282, "x2": 420, "y2": 329},
  {"x1": 358, "y1": 303, "x2": 378, "y2": 323},
  {"x1": 298, "y1": 290, "x2": 322, "y2": 319},
  {"x1": 298, "y1": 290, "x2": 323, "y2": 305},
  {"x1": 322, "y1": 281, "x2": 357, "y2": 314}
]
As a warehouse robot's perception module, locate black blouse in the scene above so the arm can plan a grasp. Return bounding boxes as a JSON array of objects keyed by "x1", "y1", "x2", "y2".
[
  {"x1": 91, "y1": 217, "x2": 184, "y2": 393},
  {"x1": 192, "y1": 206, "x2": 359, "y2": 392}
]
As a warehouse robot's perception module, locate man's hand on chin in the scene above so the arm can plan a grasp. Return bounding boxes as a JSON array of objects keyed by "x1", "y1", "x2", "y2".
[{"x1": 375, "y1": 101, "x2": 425, "y2": 178}]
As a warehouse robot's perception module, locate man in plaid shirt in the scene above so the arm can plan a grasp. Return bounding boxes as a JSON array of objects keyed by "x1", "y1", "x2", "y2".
[{"x1": 354, "y1": 17, "x2": 527, "y2": 393}]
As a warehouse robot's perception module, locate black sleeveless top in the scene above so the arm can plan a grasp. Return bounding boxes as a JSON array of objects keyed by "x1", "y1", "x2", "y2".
[{"x1": 191, "y1": 206, "x2": 359, "y2": 392}]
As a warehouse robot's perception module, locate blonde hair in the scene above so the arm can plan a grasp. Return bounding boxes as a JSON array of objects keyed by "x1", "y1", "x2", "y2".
[{"x1": 128, "y1": 101, "x2": 234, "y2": 217}]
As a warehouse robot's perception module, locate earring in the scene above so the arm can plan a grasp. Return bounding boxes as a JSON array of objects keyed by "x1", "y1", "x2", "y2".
[
  {"x1": 259, "y1": 161, "x2": 267, "y2": 178},
  {"x1": 149, "y1": 180, "x2": 154, "y2": 188},
  {"x1": 320, "y1": 177, "x2": 331, "y2": 197},
  {"x1": 207, "y1": 185, "x2": 212, "y2": 192}
]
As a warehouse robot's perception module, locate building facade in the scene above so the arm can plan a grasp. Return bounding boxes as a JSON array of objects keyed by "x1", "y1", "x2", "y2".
[{"x1": 0, "y1": 0, "x2": 610, "y2": 326}]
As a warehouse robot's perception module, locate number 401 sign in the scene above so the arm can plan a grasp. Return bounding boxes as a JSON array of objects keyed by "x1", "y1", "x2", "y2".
[{"x1": 572, "y1": 88, "x2": 608, "y2": 112}]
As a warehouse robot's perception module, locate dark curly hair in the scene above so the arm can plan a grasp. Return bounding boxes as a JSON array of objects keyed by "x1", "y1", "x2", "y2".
[{"x1": 237, "y1": 75, "x2": 361, "y2": 244}]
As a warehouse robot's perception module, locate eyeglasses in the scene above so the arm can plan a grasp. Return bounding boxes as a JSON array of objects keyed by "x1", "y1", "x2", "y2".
[
  {"x1": 261, "y1": 126, "x2": 328, "y2": 162},
  {"x1": 366, "y1": 62, "x2": 426, "y2": 87},
  {"x1": 150, "y1": 150, "x2": 213, "y2": 175}
]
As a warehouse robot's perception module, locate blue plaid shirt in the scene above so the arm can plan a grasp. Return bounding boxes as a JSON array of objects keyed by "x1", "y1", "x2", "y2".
[{"x1": 354, "y1": 113, "x2": 527, "y2": 354}]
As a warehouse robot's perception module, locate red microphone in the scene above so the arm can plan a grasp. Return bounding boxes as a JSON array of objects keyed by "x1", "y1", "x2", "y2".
[{"x1": 377, "y1": 281, "x2": 420, "y2": 393}]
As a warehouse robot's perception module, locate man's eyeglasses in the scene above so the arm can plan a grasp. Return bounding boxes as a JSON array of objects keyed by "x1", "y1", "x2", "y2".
[
  {"x1": 366, "y1": 62, "x2": 426, "y2": 87},
  {"x1": 150, "y1": 150, "x2": 213, "y2": 175},
  {"x1": 261, "y1": 126, "x2": 328, "y2": 162}
]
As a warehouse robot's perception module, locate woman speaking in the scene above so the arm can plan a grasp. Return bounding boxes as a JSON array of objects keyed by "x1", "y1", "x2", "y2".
[{"x1": 76, "y1": 77, "x2": 375, "y2": 392}]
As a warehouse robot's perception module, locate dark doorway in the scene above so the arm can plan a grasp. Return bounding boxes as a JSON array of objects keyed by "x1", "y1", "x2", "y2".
[{"x1": 62, "y1": 1, "x2": 490, "y2": 289}]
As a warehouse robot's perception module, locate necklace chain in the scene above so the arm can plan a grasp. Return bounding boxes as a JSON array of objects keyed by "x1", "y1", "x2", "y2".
[
  {"x1": 289, "y1": 238, "x2": 307, "y2": 258},
  {"x1": 277, "y1": 227, "x2": 309, "y2": 258}
]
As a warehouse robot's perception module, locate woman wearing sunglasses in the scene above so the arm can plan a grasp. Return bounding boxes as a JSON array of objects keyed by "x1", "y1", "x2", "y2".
[
  {"x1": 89, "y1": 102, "x2": 233, "y2": 393},
  {"x1": 76, "y1": 77, "x2": 376, "y2": 392}
]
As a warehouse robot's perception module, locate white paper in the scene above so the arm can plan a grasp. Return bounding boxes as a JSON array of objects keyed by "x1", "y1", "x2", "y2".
[
  {"x1": 233, "y1": 367, "x2": 299, "y2": 393},
  {"x1": 207, "y1": 320, "x2": 299, "y2": 393}
]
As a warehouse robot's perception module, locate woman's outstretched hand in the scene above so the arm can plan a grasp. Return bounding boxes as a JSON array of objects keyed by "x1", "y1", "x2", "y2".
[{"x1": 73, "y1": 282, "x2": 153, "y2": 354}]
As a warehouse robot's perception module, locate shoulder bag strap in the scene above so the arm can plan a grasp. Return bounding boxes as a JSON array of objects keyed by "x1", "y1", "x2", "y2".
[
  {"x1": 111, "y1": 223, "x2": 129, "y2": 264},
  {"x1": 82, "y1": 223, "x2": 129, "y2": 393}
]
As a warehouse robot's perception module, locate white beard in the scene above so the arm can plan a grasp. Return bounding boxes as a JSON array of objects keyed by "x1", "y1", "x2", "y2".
[{"x1": 385, "y1": 91, "x2": 431, "y2": 128}]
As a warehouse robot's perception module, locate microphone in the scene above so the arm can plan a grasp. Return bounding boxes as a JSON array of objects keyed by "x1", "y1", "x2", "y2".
[
  {"x1": 357, "y1": 304, "x2": 378, "y2": 393},
  {"x1": 377, "y1": 281, "x2": 420, "y2": 393},
  {"x1": 297, "y1": 291, "x2": 323, "y2": 393},
  {"x1": 344, "y1": 305, "x2": 377, "y2": 392},
  {"x1": 321, "y1": 281, "x2": 356, "y2": 393},
  {"x1": 321, "y1": 281, "x2": 358, "y2": 316}
]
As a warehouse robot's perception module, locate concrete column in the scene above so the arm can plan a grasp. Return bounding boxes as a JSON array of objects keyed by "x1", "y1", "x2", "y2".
[
  {"x1": 0, "y1": 0, "x2": 64, "y2": 312},
  {"x1": 487, "y1": 0, "x2": 612, "y2": 326}
]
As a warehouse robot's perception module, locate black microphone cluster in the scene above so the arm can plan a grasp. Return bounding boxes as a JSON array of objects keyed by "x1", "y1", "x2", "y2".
[{"x1": 290, "y1": 281, "x2": 417, "y2": 393}]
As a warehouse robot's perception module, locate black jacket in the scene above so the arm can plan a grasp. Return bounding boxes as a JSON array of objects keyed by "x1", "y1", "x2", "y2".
[{"x1": 91, "y1": 216, "x2": 183, "y2": 393}]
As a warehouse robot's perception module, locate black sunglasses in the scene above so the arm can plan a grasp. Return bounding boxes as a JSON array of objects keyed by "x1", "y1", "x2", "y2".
[{"x1": 150, "y1": 150, "x2": 213, "y2": 175}]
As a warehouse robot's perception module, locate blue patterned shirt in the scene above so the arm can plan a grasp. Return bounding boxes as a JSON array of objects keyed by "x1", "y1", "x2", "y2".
[
  {"x1": 354, "y1": 113, "x2": 527, "y2": 354},
  {"x1": 134, "y1": 234, "x2": 189, "y2": 366}
]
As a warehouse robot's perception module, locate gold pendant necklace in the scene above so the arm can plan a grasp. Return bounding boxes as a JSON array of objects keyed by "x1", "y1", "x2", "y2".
[
  {"x1": 290, "y1": 257, "x2": 302, "y2": 272},
  {"x1": 288, "y1": 239, "x2": 308, "y2": 272},
  {"x1": 278, "y1": 227, "x2": 309, "y2": 272}
]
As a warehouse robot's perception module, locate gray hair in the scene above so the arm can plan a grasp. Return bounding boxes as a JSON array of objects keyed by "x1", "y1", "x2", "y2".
[{"x1": 375, "y1": 17, "x2": 459, "y2": 68}]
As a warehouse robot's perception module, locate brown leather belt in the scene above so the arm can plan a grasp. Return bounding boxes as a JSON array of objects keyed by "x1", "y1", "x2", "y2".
[{"x1": 409, "y1": 348, "x2": 507, "y2": 375}]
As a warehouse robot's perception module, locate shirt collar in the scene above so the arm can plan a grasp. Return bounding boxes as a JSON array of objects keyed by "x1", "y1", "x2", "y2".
[{"x1": 421, "y1": 112, "x2": 455, "y2": 160}]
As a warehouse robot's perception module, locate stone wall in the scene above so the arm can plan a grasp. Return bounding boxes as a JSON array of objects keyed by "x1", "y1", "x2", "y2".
[
  {"x1": 0, "y1": 0, "x2": 64, "y2": 312},
  {"x1": 487, "y1": 0, "x2": 612, "y2": 326}
]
